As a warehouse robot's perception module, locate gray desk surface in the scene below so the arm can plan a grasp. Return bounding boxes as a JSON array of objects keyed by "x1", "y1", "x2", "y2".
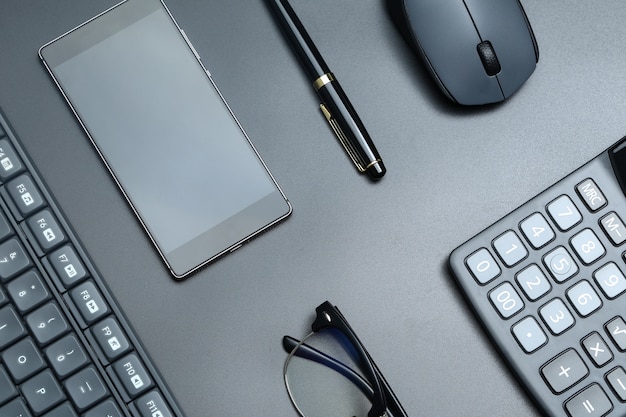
[{"x1": 2, "y1": 1, "x2": 626, "y2": 415}]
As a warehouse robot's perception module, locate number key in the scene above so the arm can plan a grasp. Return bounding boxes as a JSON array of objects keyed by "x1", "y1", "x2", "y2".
[
  {"x1": 489, "y1": 282, "x2": 524, "y2": 319},
  {"x1": 493, "y1": 231, "x2": 528, "y2": 267},
  {"x1": 567, "y1": 280, "x2": 602, "y2": 317},
  {"x1": 540, "y1": 298, "x2": 574, "y2": 335},
  {"x1": 466, "y1": 248, "x2": 500, "y2": 284},
  {"x1": 594, "y1": 262, "x2": 626, "y2": 299},
  {"x1": 547, "y1": 195, "x2": 582, "y2": 231},
  {"x1": 516, "y1": 264, "x2": 551, "y2": 301},
  {"x1": 570, "y1": 228, "x2": 605, "y2": 265},
  {"x1": 544, "y1": 246, "x2": 578, "y2": 283},
  {"x1": 520, "y1": 212, "x2": 555, "y2": 249}
]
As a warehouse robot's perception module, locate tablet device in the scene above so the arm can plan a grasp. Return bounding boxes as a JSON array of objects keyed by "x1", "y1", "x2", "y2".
[{"x1": 39, "y1": 0, "x2": 292, "y2": 279}]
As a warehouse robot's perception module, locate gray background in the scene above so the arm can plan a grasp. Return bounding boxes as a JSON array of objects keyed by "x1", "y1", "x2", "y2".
[{"x1": 1, "y1": 0, "x2": 625, "y2": 416}]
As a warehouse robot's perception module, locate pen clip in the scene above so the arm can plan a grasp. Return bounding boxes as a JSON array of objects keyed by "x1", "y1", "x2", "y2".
[{"x1": 320, "y1": 103, "x2": 366, "y2": 173}]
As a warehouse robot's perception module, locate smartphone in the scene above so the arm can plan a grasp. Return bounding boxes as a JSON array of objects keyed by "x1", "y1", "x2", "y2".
[{"x1": 39, "y1": 0, "x2": 292, "y2": 279}]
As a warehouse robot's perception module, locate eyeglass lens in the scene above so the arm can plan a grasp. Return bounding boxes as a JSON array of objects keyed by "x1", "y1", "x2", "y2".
[{"x1": 284, "y1": 327, "x2": 375, "y2": 417}]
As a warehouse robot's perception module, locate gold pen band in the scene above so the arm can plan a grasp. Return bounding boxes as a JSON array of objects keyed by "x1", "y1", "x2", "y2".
[{"x1": 313, "y1": 72, "x2": 335, "y2": 91}]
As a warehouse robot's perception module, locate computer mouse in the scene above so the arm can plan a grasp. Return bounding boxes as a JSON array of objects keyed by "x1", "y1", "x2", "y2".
[{"x1": 388, "y1": 0, "x2": 539, "y2": 105}]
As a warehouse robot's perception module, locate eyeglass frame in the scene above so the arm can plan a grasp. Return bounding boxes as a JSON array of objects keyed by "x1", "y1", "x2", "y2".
[{"x1": 282, "y1": 301, "x2": 408, "y2": 417}]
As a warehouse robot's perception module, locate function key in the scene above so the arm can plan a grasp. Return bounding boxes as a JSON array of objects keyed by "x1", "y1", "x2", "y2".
[
  {"x1": 134, "y1": 390, "x2": 175, "y2": 417},
  {"x1": 547, "y1": 195, "x2": 582, "y2": 231},
  {"x1": 600, "y1": 212, "x2": 626, "y2": 246},
  {"x1": 576, "y1": 178, "x2": 607, "y2": 212},
  {"x1": 0, "y1": 139, "x2": 24, "y2": 180},
  {"x1": 48, "y1": 245, "x2": 88, "y2": 288},
  {"x1": 465, "y1": 248, "x2": 501, "y2": 284},
  {"x1": 606, "y1": 316, "x2": 626, "y2": 351},
  {"x1": 113, "y1": 353, "x2": 154, "y2": 399},
  {"x1": 541, "y1": 348, "x2": 588, "y2": 394},
  {"x1": 69, "y1": 281, "x2": 109, "y2": 326},
  {"x1": 493, "y1": 230, "x2": 528, "y2": 267},
  {"x1": 90, "y1": 317, "x2": 131, "y2": 362},
  {"x1": 606, "y1": 367, "x2": 626, "y2": 402},
  {"x1": 564, "y1": 383, "x2": 612, "y2": 417},
  {"x1": 594, "y1": 262, "x2": 626, "y2": 299},
  {"x1": 6, "y1": 174, "x2": 45, "y2": 217},
  {"x1": 570, "y1": 228, "x2": 605, "y2": 265},
  {"x1": 519, "y1": 212, "x2": 555, "y2": 249},
  {"x1": 544, "y1": 246, "x2": 579, "y2": 283},
  {"x1": 26, "y1": 210, "x2": 66, "y2": 253},
  {"x1": 581, "y1": 332, "x2": 613, "y2": 367}
]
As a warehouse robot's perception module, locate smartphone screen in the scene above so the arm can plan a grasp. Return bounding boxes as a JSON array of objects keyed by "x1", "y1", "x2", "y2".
[{"x1": 39, "y1": 0, "x2": 291, "y2": 279}]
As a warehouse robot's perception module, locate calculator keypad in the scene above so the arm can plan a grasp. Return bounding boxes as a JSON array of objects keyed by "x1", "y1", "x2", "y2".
[{"x1": 450, "y1": 143, "x2": 626, "y2": 417}]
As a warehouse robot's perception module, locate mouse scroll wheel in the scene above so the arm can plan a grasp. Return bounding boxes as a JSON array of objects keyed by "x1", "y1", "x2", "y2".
[{"x1": 477, "y1": 41, "x2": 501, "y2": 77}]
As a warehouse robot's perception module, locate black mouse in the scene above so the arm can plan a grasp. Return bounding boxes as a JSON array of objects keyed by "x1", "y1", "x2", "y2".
[{"x1": 388, "y1": 0, "x2": 539, "y2": 105}]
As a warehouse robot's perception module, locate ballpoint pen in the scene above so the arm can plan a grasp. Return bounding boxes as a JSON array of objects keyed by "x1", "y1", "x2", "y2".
[{"x1": 269, "y1": 0, "x2": 386, "y2": 179}]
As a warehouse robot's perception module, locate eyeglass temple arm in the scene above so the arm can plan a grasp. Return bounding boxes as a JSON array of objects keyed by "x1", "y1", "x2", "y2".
[{"x1": 282, "y1": 335, "x2": 408, "y2": 417}]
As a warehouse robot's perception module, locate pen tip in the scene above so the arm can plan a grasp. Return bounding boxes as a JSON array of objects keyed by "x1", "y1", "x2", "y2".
[{"x1": 366, "y1": 161, "x2": 386, "y2": 179}]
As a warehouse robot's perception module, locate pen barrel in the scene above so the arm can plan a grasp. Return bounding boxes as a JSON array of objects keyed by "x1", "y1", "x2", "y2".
[
  {"x1": 270, "y1": 0, "x2": 330, "y2": 80},
  {"x1": 318, "y1": 80, "x2": 386, "y2": 179}
]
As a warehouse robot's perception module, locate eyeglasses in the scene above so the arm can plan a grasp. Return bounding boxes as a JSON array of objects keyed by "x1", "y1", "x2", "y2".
[{"x1": 282, "y1": 301, "x2": 408, "y2": 417}]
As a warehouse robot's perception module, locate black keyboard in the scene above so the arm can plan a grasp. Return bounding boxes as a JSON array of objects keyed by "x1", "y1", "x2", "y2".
[{"x1": 0, "y1": 109, "x2": 184, "y2": 416}]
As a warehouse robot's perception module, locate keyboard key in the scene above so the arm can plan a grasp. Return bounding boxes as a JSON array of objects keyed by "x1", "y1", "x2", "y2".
[
  {"x1": 0, "y1": 305, "x2": 26, "y2": 349},
  {"x1": 45, "y1": 334, "x2": 89, "y2": 378},
  {"x1": 493, "y1": 230, "x2": 527, "y2": 267},
  {"x1": 581, "y1": 332, "x2": 613, "y2": 367},
  {"x1": 606, "y1": 367, "x2": 626, "y2": 401},
  {"x1": 570, "y1": 228, "x2": 605, "y2": 265},
  {"x1": 541, "y1": 349, "x2": 588, "y2": 394},
  {"x1": 69, "y1": 280, "x2": 109, "y2": 325},
  {"x1": 0, "y1": 211, "x2": 13, "y2": 241},
  {"x1": 0, "y1": 398, "x2": 32, "y2": 417},
  {"x1": 48, "y1": 245, "x2": 88, "y2": 288},
  {"x1": 515, "y1": 264, "x2": 551, "y2": 301},
  {"x1": 6, "y1": 174, "x2": 45, "y2": 216},
  {"x1": 489, "y1": 282, "x2": 524, "y2": 319},
  {"x1": 564, "y1": 383, "x2": 612, "y2": 417},
  {"x1": 7, "y1": 270, "x2": 49, "y2": 312},
  {"x1": 600, "y1": 211, "x2": 626, "y2": 245},
  {"x1": 43, "y1": 402, "x2": 79, "y2": 417},
  {"x1": 606, "y1": 316, "x2": 626, "y2": 351},
  {"x1": 576, "y1": 178, "x2": 607, "y2": 212},
  {"x1": 0, "y1": 365, "x2": 18, "y2": 405},
  {"x1": 84, "y1": 399, "x2": 123, "y2": 417},
  {"x1": 511, "y1": 316, "x2": 547, "y2": 353},
  {"x1": 520, "y1": 212, "x2": 555, "y2": 249},
  {"x1": 466, "y1": 248, "x2": 501, "y2": 284},
  {"x1": 544, "y1": 246, "x2": 578, "y2": 283},
  {"x1": 113, "y1": 353, "x2": 154, "y2": 398},
  {"x1": 90, "y1": 317, "x2": 131, "y2": 361},
  {"x1": 26, "y1": 302, "x2": 69, "y2": 345},
  {"x1": 594, "y1": 262, "x2": 626, "y2": 299},
  {"x1": 566, "y1": 280, "x2": 602, "y2": 317},
  {"x1": 0, "y1": 238, "x2": 32, "y2": 282},
  {"x1": 0, "y1": 138, "x2": 24, "y2": 180},
  {"x1": 547, "y1": 195, "x2": 582, "y2": 231},
  {"x1": 26, "y1": 209, "x2": 66, "y2": 252},
  {"x1": 539, "y1": 298, "x2": 575, "y2": 335},
  {"x1": 64, "y1": 366, "x2": 108, "y2": 411},
  {"x1": 2, "y1": 337, "x2": 46, "y2": 382},
  {"x1": 134, "y1": 390, "x2": 175, "y2": 417},
  {"x1": 21, "y1": 370, "x2": 65, "y2": 414}
]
